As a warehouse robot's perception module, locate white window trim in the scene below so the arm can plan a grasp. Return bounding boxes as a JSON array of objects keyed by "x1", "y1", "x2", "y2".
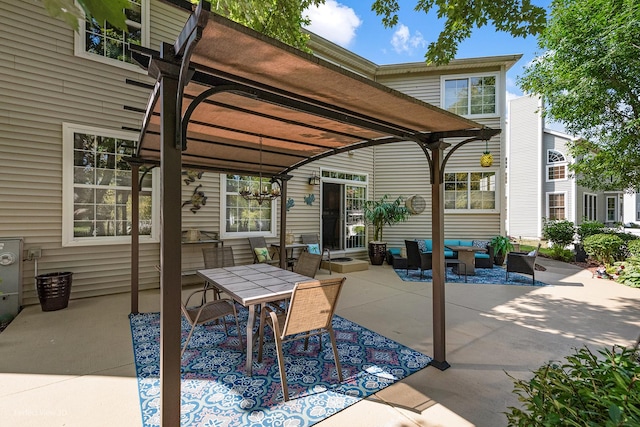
[
  {"x1": 546, "y1": 163, "x2": 568, "y2": 182},
  {"x1": 606, "y1": 195, "x2": 617, "y2": 222},
  {"x1": 73, "y1": 0, "x2": 150, "y2": 73},
  {"x1": 547, "y1": 149, "x2": 567, "y2": 163},
  {"x1": 583, "y1": 193, "x2": 597, "y2": 221},
  {"x1": 546, "y1": 191, "x2": 567, "y2": 219},
  {"x1": 444, "y1": 169, "x2": 500, "y2": 213},
  {"x1": 62, "y1": 123, "x2": 160, "y2": 247},
  {"x1": 440, "y1": 72, "x2": 500, "y2": 119},
  {"x1": 219, "y1": 174, "x2": 278, "y2": 239}
]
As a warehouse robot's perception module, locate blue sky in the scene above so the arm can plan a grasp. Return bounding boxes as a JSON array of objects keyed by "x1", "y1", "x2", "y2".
[{"x1": 303, "y1": 0, "x2": 548, "y2": 101}]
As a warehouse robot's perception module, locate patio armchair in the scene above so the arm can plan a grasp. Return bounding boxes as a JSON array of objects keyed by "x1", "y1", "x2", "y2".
[
  {"x1": 405, "y1": 240, "x2": 433, "y2": 279},
  {"x1": 258, "y1": 277, "x2": 346, "y2": 401},
  {"x1": 506, "y1": 243, "x2": 541, "y2": 285},
  {"x1": 300, "y1": 234, "x2": 332, "y2": 274},
  {"x1": 180, "y1": 287, "x2": 243, "y2": 358}
]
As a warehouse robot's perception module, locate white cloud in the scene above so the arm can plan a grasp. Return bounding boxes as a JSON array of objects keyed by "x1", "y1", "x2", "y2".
[
  {"x1": 304, "y1": 0, "x2": 361, "y2": 47},
  {"x1": 391, "y1": 24, "x2": 427, "y2": 54}
]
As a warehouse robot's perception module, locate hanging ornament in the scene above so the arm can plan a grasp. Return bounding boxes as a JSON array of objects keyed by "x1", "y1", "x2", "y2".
[{"x1": 480, "y1": 140, "x2": 493, "y2": 167}]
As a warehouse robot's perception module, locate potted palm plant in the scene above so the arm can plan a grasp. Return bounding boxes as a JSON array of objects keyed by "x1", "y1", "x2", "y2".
[
  {"x1": 363, "y1": 194, "x2": 410, "y2": 265},
  {"x1": 490, "y1": 235, "x2": 514, "y2": 266}
]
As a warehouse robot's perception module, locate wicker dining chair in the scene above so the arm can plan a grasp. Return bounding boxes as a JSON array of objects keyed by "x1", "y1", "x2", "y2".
[
  {"x1": 300, "y1": 234, "x2": 331, "y2": 274},
  {"x1": 292, "y1": 251, "x2": 322, "y2": 278},
  {"x1": 258, "y1": 276, "x2": 346, "y2": 401},
  {"x1": 180, "y1": 287, "x2": 243, "y2": 358},
  {"x1": 247, "y1": 236, "x2": 279, "y2": 265}
]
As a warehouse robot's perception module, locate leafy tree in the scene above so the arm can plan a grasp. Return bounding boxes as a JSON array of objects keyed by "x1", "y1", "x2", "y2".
[
  {"x1": 42, "y1": 0, "x2": 546, "y2": 63},
  {"x1": 518, "y1": 0, "x2": 640, "y2": 191},
  {"x1": 40, "y1": 0, "x2": 324, "y2": 51},
  {"x1": 371, "y1": 0, "x2": 547, "y2": 64}
]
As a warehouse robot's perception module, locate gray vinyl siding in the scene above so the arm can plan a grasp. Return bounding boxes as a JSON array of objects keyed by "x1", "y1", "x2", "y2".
[
  {"x1": 542, "y1": 133, "x2": 574, "y2": 221},
  {"x1": 507, "y1": 96, "x2": 542, "y2": 238},
  {"x1": 0, "y1": 0, "x2": 186, "y2": 304}
]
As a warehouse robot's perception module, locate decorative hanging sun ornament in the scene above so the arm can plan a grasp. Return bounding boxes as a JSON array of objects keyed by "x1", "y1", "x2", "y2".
[
  {"x1": 480, "y1": 140, "x2": 493, "y2": 167},
  {"x1": 239, "y1": 136, "x2": 282, "y2": 205}
]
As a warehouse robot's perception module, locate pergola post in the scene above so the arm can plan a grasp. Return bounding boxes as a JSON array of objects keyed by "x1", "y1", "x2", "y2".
[
  {"x1": 430, "y1": 141, "x2": 450, "y2": 370},
  {"x1": 278, "y1": 177, "x2": 290, "y2": 270},
  {"x1": 157, "y1": 42, "x2": 183, "y2": 426},
  {"x1": 130, "y1": 160, "x2": 140, "y2": 314}
]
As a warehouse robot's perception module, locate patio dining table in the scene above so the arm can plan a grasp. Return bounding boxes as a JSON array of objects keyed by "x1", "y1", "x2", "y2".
[{"x1": 196, "y1": 263, "x2": 315, "y2": 375}]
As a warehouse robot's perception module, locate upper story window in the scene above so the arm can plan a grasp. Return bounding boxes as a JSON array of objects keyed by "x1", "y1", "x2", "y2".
[
  {"x1": 442, "y1": 74, "x2": 497, "y2": 118},
  {"x1": 220, "y1": 175, "x2": 277, "y2": 238},
  {"x1": 62, "y1": 123, "x2": 158, "y2": 246},
  {"x1": 74, "y1": 0, "x2": 149, "y2": 71},
  {"x1": 546, "y1": 149, "x2": 568, "y2": 181},
  {"x1": 444, "y1": 171, "x2": 497, "y2": 212}
]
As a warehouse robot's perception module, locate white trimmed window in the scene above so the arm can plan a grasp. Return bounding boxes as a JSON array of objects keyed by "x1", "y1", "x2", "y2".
[
  {"x1": 583, "y1": 193, "x2": 597, "y2": 221},
  {"x1": 546, "y1": 149, "x2": 568, "y2": 181},
  {"x1": 442, "y1": 74, "x2": 498, "y2": 117},
  {"x1": 606, "y1": 196, "x2": 617, "y2": 222},
  {"x1": 62, "y1": 123, "x2": 158, "y2": 246},
  {"x1": 74, "y1": 0, "x2": 149, "y2": 71},
  {"x1": 220, "y1": 175, "x2": 277, "y2": 239},
  {"x1": 547, "y1": 192, "x2": 566, "y2": 220},
  {"x1": 444, "y1": 171, "x2": 497, "y2": 211}
]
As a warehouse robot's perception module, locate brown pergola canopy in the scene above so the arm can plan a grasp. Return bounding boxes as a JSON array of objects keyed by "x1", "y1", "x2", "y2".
[
  {"x1": 134, "y1": 4, "x2": 497, "y2": 177},
  {"x1": 130, "y1": 3, "x2": 501, "y2": 425}
]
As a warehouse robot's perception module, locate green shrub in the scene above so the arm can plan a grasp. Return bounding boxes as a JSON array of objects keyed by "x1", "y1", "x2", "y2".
[
  {"x1": 549, "y1": 246, "x2": 575, "y2": 262},
  {"x1": 505, "y1": 345, "x2": 640, "y2": 426},
  {"x1": 627, "y1": 240, "x2": 640, "y2": 257},
  {"x1": 583, "y1": 233, "x2": 624, "y2": 264},
  {"x1": 542, "y1": 218, "x2": 576, "y2": 248},
  {"x1": 615, "y1": 257, "x2": 640, "y2": 288},
  {"x1": 577, "y1": 220, "x2": 605, "y2": 243}
]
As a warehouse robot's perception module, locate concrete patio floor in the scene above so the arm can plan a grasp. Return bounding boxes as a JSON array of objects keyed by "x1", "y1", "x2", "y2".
[{"x1": 1, "y1": 259, "x2": 638, "y2": 426}]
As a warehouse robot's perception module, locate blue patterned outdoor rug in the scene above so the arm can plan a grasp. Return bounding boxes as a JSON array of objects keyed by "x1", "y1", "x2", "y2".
[
  {"x1": 130, "y1": 310, "x2": 431, "y2": 427},
  {"x1": 394, "y1": 266, "x2": 549, "y2": 286}
]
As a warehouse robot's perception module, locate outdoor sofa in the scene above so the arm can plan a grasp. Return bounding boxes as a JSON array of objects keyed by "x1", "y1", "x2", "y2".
[{"x1": 387, "y1": 239, "x2": 494, "y2": 269}]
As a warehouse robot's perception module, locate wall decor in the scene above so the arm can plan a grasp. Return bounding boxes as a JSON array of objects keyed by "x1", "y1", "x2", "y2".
[
  {"x1": 286, "y1": 197, "x2": 295, "y2": 212},
  {"x1": 182, "y1": 169, "x2": 204, "y2": 185},
  {"x1": 182, "y1": 184, "x2": 207, "y2": 213},
  {"x1": 304, "y1": 194, "x2": 315, "y2": 206}
]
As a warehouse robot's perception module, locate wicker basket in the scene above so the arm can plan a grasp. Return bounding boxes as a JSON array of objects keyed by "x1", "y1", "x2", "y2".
[{"x1": 36, "y1": 272, "x2": 73, "y2": 311}]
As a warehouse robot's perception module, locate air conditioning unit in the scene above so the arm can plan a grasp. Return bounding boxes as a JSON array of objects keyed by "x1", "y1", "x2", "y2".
[{"x1": 0, "y1": 238, "x2": 23, "y2": 321}]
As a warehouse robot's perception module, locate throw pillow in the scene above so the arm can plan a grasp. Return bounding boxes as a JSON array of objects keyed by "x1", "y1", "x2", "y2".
[
  {"x1": 307, "y1": 243, "x2": 321, "y2": 255},
  {"x1": 417, "y1": 240, "x2": 427, "y2": 253},
  {"x1": 254, "y1": 247, "x2": 271, "y2": 262},
  {"x1": 528, "y1": 250, "x2": 536, "y2": 256},
  {"x1": 472, "y1": 240, "x2": 490, "y2": 249}
]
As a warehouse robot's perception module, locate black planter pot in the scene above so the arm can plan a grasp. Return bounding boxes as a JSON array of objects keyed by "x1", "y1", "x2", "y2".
[
  {"x1": 494, "y1": 254, "x2": 505, "y2": 266},
  {"x1": 368, "y1": 242, "x2": 387, "y2": 265}
]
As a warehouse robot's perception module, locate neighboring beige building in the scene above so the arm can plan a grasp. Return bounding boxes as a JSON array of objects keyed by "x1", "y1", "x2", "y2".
[{"x1": 0, "y1": 0, "x2": 518, "y2": 307}]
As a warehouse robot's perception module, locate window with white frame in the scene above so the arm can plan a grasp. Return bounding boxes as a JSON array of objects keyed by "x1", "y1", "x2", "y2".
[
  {"x1": 63, "y1": 123, "x2": 157, "y2": 246},
  {"x1": 583, "y1": 193, "x2": 597, "y2": 221},
  {"x1": 220, "y1": 175, "x2": 276, "y2": 238},
  {"x1": 606, "y1": 196, "x2": 617, "y2": 222},
  {"x1": 547, "y1": 192, "x2": 566, "y2": 220},
  {"x1": 444, "y1": 171, "x2": 496, "y2": 211},
  {"x1": 442, "y1": 74, "x2": 497, "y2": 117},
  {"x1": 546, "y1": 149, "x2": 568, "y2": 181},
  {"x1": 74, "y1": 0, "x2": 148, "y2": 70}
]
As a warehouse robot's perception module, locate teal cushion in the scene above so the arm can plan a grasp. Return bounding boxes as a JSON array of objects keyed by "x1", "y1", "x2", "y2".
[
  {"x1": 459, "y1": 240, "x2": 473, "y2": 246},
  {"x1": 444, "y1": 249, "x2": 455, "y2": 258},
  {"x1": 307, "y1": 243, "x2": 321, "y2": 254},
  {"x1": 388, "y1": 248, "x2": 401, "y2": 255},
  {"x1": 444, "y1": 239, "x2": 461, "y2": 246},
  {"x1": 475, "y1": 253, "x2": 490, "y2": 259},
  {"x1": 424, "y1": 240, "x2": 433, "y2": 251}
]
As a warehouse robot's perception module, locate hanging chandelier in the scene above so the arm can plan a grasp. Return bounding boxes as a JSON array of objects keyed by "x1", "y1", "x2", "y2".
[{"x1": 239, "y1": 137, "x2": 282, "y2": 205}]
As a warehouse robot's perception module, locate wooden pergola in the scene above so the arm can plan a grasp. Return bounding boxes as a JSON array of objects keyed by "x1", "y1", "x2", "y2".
[{"x1": 128, "y1": 2, "x2": 500, "y2": 425}]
